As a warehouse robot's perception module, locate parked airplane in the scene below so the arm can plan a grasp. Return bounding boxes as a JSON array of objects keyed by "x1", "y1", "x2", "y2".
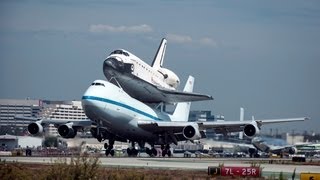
[
  {"x1": 103, "y1": 38, "x2": 213, "y2": 103},
  {"x1": 251, "y1": 137, "x2": 297, "y2": 157},
  {"x1": 24, "y1": 76, "x2": 308, "y2": 157},
  {"x1": 237, "y1": 108, "x2": 297, "y2": 157}
]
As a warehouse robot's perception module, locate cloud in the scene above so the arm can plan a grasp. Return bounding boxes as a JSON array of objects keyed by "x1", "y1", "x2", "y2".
[
  {"x1": 199, "y1": 37, "x2": 218, "y2": 47},
  {"x1": 89, "y1": 24, "x2": 153, "y2": 33},
  {"x1": 166, "y1": 34, "x2": 192, "y2": 44},
  {"x1": 165, "y1": 34, "x2": 218, "y2": 47}
]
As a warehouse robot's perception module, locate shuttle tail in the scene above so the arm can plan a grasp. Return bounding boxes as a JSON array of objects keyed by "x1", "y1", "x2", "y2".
[
  {"x1": 151, "y1": 38, "x2": 167, "y2": 69},
  {"x1": 171, "y1": 76, "x2": 194, "y2": 121}
]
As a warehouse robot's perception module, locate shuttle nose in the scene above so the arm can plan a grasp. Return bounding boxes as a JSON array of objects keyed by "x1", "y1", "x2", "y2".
[
  {"x1": 104, "y1": 58, "x2": 116, "y2": 69},
  {"x1": 104, "y1": 58, "x2": 124, "y2": 71}
]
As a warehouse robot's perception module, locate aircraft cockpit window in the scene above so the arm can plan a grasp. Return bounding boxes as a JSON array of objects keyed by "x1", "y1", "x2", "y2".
[
  {"x1": 91, "y1": 82, "x2": 105, "y2": 87},
  {"x1": 95, "y1": 83, "x2": 105, "y2": 86},
  {"x1": 110, "y1": 50, "x2": 129, "y2": 57},
  {"x1": 123, "y1": 52, "x2": 129, "y2": 56}
]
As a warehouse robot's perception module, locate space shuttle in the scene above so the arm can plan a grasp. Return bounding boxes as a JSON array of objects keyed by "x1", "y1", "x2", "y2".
[{"x1": 103, "y1": 38, "x2": 213, "y2": 103}]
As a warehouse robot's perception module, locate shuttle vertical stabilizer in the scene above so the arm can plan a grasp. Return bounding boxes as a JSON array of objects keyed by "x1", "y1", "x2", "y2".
[{"x1": 151, "y1": 38, "x2": 167, "y2": 69}]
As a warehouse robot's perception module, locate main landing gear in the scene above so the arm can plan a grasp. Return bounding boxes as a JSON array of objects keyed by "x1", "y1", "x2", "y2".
[
  {"x1": 145, "y1": 144, "x2": 172, "y2": 157},
  {"x1": 105, "y1": 139, "x2": 115, "y2": 157},
  {"x1": 161, "y1": 144, "x2": 172, "y2": 157},
  {"x1": 145, "y1": 146, "x2": 158, "y2": 157},
  {"x1": 127, "y1": 141, "x2": 138, "y2": 157}
]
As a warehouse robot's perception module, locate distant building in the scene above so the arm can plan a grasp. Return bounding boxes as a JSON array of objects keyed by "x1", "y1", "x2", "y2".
[
  {"x1": 0, "y1": 99, "x2": 41, "y2": 135},
  {"x1": 41, "y1": 100, "x2": 87, "y2": 120},
  {"x1": 0, "y1": 134, "x2": 18, "y2": 151},
  {"x1": 189, "y1": 110, "x2": 215, "y2": 122},
  {"x1": 286, "y1": 133, "x2": 304, "y2": 145},
  {"x1": 0, "y1": 134, "x2": 42, "y2": 151},
  {"x1": 0, "y1": 99, "x2": 87, "y2": 136}
]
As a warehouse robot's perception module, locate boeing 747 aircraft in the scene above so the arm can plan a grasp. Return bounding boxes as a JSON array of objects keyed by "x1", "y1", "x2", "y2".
[
  {"x1": 24, "y1": 76, "x2": 308, "y2": 157},
  {"x1": 103, "y1": 38, "x2": 213, "y2": 103}
]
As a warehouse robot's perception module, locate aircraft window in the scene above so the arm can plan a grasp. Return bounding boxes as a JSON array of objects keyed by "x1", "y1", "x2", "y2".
[
  {"x1": 95, "y1": 83, "x2": 105, "y2": 87},
  {"x1": 91, "y1": 82, "x2": 105, "y2": 87},
  {"x1": 110, "y1": 50, "x2": 122, "y2": 55},
  {"x1": 110, "y1": 50, "x2": 129, "y2": 57}
]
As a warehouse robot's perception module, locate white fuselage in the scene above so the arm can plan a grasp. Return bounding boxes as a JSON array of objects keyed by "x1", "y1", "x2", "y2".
[
  {"x1": 103, "y1": 49, "x2": 180, "y2": 102},
  {"x1": 81, "y1": 79, "x2": 174, "y2": 143}
]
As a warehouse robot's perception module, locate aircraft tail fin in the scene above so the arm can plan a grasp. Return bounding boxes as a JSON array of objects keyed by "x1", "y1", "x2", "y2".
[
  {"x1": 171, "y1": 76, "x2": 194, "y2": 121},
  {"x1": 151, "y1": 38, "x2": 167, "y2": 69}
]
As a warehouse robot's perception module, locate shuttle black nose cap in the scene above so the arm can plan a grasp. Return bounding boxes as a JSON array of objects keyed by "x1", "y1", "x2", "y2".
[{"x1": 104, "y1": 58, "x2": 118, "y2": 70}]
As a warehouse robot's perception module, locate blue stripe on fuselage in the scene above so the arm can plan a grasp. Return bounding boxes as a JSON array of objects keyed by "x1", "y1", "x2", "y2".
[{"x1": 82, "y1": 96, "x2": 162, "y2": 121}]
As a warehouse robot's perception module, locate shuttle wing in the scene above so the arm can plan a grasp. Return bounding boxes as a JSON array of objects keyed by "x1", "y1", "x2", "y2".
[
  {"x1": 117, "y1": 73, "x2": 213, "y2": 103},
  {"x1": 156, "y1": 86, "x2": 213, "y2": 103}
]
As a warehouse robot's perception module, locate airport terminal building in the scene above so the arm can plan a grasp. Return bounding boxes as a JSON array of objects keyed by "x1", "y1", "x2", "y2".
[{"x1": 0, "y1": 99, "x2": 87, "y2": 136}]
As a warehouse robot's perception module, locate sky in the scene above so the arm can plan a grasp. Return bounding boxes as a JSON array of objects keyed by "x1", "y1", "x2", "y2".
[{"x1": 1, "y1": 0, "x2": 319, "y2": 133}]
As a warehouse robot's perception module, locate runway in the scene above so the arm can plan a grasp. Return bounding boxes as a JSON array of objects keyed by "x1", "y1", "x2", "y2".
[{"x1": 1, "y1": 156, "x2": 319, "y2": 176}]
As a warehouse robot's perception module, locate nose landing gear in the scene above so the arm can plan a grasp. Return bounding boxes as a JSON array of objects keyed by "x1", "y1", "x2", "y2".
[{"x1": 104, "y1": 141, "x2": 115, "y2": 157}]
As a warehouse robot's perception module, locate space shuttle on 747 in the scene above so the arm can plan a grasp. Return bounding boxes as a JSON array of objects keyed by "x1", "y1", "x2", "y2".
[
  {"x1": 22, "y1": 76, "x2": 308, "y2": 157},
  {"x1": 103, "y1": 38, "x2": 213, "y2": 103}
]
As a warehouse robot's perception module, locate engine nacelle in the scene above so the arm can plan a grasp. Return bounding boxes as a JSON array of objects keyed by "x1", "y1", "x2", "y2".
[
  {"x1": 158, "y1": 68, "x2": 180, "y2": 89},
  {"x1": 58, "y1": 123, "x2": 77, "y2": 138},
  {"x1": 243, "y1": 122, "x2": 260, "y2": 138},
  {"x1": 183, "y1": 123, "x2": 201, "y2": 140},
  {"x1": 28, "y1": 121, "x2": 43, "y2": 135},
  {"x1": 286, "y1": 147, "x2": 297, "y2": 155}
]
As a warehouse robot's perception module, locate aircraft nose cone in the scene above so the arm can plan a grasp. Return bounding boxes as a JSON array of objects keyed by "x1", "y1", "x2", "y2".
[{"x1": 104, "y1": 58, "x2": 118, "y2": 70}]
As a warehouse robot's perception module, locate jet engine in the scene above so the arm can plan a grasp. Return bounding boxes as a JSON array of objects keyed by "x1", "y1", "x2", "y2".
[
  {"x1": 58, "y1": 123, "x2": 77, "y2": 138},
  {"x1": 158, "y1": 68, "x2": 180, "y2": 89},
  {"x1": 286, "y1": 147, "x2": 297, "y2": 155},
  {"x1": 28, "y1": 121, "x2": 43, "y2": 135},
  {"x1": 243, "y1": 121, "x2": 260, "y2": 138},
  {"x1": 183, "y1": 123, "x2": 201, "y2": 140}
]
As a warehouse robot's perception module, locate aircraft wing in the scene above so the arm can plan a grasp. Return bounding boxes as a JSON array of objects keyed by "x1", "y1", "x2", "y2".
[
  {"x1": 156, "y1": 86, "x2": 213, "y2": 103},
  {"x1": 15, "y1": 115, "x2": 93, "y2": 138},
  {"x1": 253, "y1": 117, "x2": 309, "y2": 125},
  {"x1": 115, "y1": 73, "x2": 213, "y2": 103},
  {"x1": 138, "y1": 117, "x2": 308, "y2": 136},
  {"x1": 201, "y1": 117, "x2": 309, "y2": 133},
  {"x1": 15, "y1": 115, "x2": 93, "y2": 127},
  {"x1": 138, "y1": 120, "x2": 251, "y2": 135}
]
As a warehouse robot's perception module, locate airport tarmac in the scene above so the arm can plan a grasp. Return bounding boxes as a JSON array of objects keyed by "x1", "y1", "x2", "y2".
[{"x1": 1, "y1": 156, "x2": 319, "y2": 176}]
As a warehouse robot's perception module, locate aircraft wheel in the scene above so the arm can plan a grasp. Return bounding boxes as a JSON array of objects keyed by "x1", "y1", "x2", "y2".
[
  {"x1": 110, "y1": 149, "x2": 115, "y2": 157},
  {"x1": 167, "y1": 150, "x2": 172, "y2": 157},
  {"x1": 97, "y1": 134, "x2": 102, "y2": 142},
  {"x1": 151, "y1": 148, "x2": 157, "y2": 157},
  {"x1": 104, "y1": 143, "x2": 108, "y2": 150},
  {"x1": 162, "y1": 150, "x2": 167, "y2": 157},
  {"x1": 127, "y1": 148, "x2": 132, "y2": 157},
  {"x1": 90, "y1": 128, "x2": 98, "y2": 138},
  {"x1": 105, "y1": 149, "x2": 110, "y2": 156},
  {"x1": 132, "y1": 148, "x2": 138, "y2": 157},
  {"x1": 146, "y1": 148, "x2": 152, "y2": 156}
]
